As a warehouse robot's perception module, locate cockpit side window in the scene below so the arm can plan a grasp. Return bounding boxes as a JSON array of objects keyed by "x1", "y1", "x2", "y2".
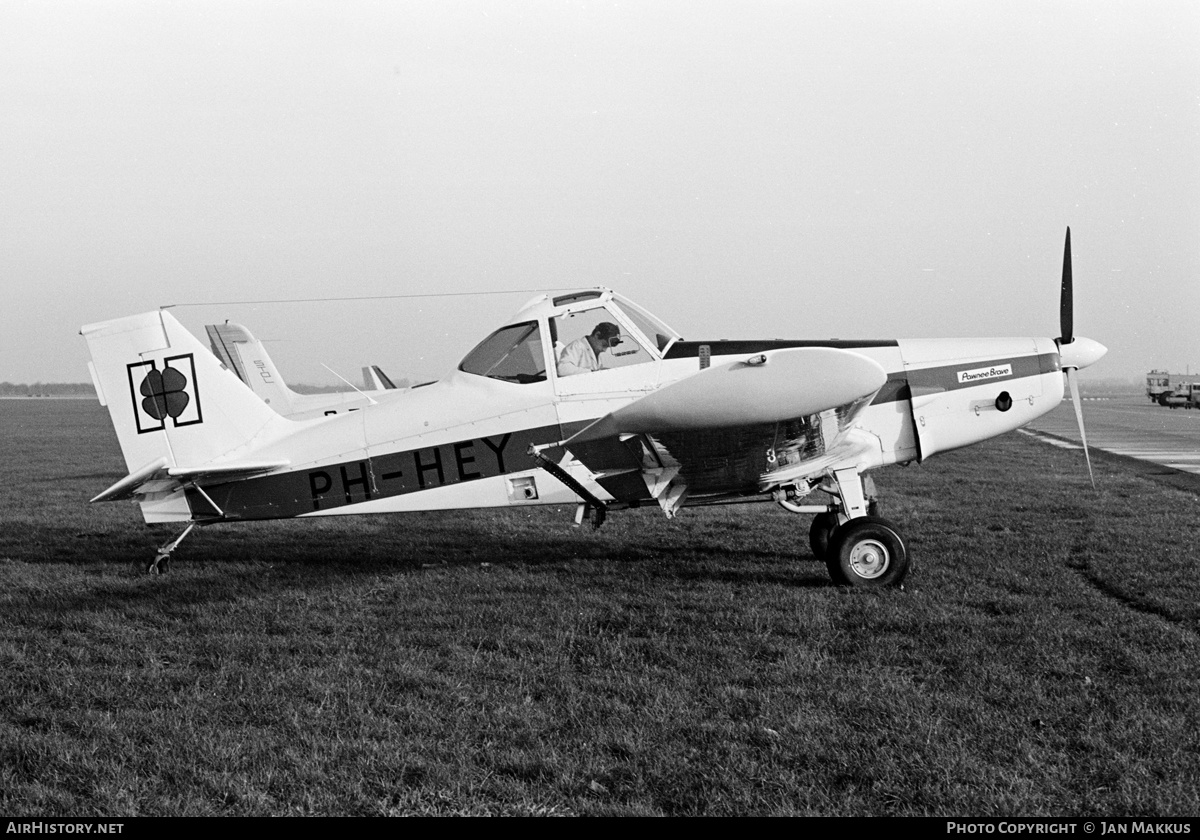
[
  {"x1": 553, "y1": 306, "x2": 653, "y2": 377},
  {"x1": 458, "y1": 321, "x2": 547, "y2": 384}
]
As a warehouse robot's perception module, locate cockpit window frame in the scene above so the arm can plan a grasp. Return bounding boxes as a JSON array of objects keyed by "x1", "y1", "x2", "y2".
[
  {"x1": 611, "y1": 294, "x2": 682, "y2": 356},
  {"x1": 552, "y1": 290, "x2": 604, "y2": 307},
  {"x1": 457, "y1": 320, "x2": 549, "y2": 385}
]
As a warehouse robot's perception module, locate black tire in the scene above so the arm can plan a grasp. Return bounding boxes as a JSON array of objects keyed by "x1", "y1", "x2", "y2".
[
  {"x1": 809, "y1": 512, "x2": 840, "y2": 560},
  {"x1": 825, "y1": 516, "x2": 909, "y2": 587}
]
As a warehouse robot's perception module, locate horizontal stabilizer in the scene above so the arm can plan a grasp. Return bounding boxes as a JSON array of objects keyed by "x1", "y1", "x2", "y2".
[
  {"x1": 168, "y1": 460, "x2": 291, "y2": 482},
  {"x1": 567, "y1": 347, "x2": 887, "y2": 445},
  {"x1": 91, "y1": 457, "x2": 290, "y2": 503},
  {"x1": 90, "y1": 457, "x2": 171, "y2": 503}
]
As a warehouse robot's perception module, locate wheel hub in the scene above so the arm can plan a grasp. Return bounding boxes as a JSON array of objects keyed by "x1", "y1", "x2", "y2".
[{"x1": 848, "y1": 538, "x2": 890, "y2": 579}]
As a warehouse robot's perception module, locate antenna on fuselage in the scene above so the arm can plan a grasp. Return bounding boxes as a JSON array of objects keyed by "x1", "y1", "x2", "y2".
[{"x1": 321, "y1": 364, "x2": 379, "y2": 406}]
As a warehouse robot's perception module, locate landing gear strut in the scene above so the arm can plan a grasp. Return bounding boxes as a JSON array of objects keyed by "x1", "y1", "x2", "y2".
[
  {"x1": 826, "y1": 469, "x2": 908, "y2": 587},
  {"x1": 147, "y1": 523, "x2": 195, "y2": 575},
  {"x1": 790, "y1": 469, "x2": 909, "y2": 587}
]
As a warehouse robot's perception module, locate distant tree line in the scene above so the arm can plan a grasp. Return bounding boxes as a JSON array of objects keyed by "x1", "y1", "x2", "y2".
[
  {"x1": 0, "y1": 382, "x2": 97, "y2": 397},
  {"x1": 0, "y1": 380, "x2": 416, "y2": 398}
]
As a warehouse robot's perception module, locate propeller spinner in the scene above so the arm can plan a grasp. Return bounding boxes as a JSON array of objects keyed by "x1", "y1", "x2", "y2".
[{"x1": 1054, "y1": 227, "x2": 1107, "y2": 488}]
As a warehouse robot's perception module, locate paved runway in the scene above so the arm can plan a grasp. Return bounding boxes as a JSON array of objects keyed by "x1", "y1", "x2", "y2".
[{"x1": 1021, "y1": 394, "x2": 1200, "y2": 477}]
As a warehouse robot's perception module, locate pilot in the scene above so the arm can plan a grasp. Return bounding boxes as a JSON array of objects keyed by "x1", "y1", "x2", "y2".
[{"x1": 557, "y1": 322, "x2": 622, "y2": 376}]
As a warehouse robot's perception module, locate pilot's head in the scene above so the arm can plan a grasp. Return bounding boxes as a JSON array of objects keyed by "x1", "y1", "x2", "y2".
[{"x1": 591, "y1": 322, "x2": 622, "y2": 350}]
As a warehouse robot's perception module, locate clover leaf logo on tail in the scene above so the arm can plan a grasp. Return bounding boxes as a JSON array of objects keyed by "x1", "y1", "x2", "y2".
[
  {"x1": 140, "y1": 366, "x2": 190, "y2": 420},
  {"x1": 127, "y1": 355, "x2": 203, "y2": 434}
]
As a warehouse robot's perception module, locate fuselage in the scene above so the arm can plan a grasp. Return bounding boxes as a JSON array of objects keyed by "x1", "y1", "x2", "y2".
[{"x1": 173, "y1": 288, "x2": 1067, "y2": 524}]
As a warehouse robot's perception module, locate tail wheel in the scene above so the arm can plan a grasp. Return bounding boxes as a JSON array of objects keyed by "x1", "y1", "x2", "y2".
[{"x1": 825, "y1": 516, "x2": 909, "y2": 588}]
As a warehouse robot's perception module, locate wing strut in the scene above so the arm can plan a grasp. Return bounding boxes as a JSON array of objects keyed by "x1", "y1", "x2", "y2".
[{"x1": 530, "y1": 450, "x2": 607, "y2": 528}]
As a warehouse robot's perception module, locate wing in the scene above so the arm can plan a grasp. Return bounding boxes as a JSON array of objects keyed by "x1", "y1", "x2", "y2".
[{"x1": 561, "y1": 348, "x2": 887, "y2": 515}]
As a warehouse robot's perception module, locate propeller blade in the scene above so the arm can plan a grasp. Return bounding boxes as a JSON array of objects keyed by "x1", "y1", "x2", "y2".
[
  {"x1": 1066, "y1": 366, "x2": 1095, "y2": 489},
  {"x1": 1060, "y1": 227, "x2": 1073, "y2": 344}
]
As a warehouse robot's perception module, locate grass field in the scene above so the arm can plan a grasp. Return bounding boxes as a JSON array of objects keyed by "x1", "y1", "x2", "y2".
[{"x1": 2, "y1": 399, "x2": 1199, "y2": 816}]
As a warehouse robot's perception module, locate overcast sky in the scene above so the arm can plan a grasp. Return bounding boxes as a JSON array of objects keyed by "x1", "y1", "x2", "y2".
[{"x1": 3, "y1": 0, "x2": 1197, "y2": 385}]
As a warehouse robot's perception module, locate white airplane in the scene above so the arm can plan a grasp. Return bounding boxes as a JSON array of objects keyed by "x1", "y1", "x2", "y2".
[
  {"x1": 204, "y1": 320, "x2": 402, "y2": 419},
  {"x1": 81, "y1": 230, "x2": 1105, "y2": 585}
]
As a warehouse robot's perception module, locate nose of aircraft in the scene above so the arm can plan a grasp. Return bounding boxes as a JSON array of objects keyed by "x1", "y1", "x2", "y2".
[{"x1": 1059, "y1": 336, "x2": 1107, "y2": 371}]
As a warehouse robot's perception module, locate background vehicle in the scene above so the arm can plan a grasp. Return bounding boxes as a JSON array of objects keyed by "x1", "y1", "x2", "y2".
[
  {"x1": 1146, "y1": 370, "x2": 1173, "y2": 402},
  {"x1": 1155, "y1": 381, "x2": 1200, "y2": 408}
]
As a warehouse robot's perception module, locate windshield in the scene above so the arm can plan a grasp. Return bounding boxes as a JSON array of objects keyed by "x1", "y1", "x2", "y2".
[{"x1": 612, "y1": 294, "x2": 681, "y2": 351}]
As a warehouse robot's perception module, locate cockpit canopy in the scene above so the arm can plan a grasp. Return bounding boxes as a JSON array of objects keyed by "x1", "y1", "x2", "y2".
[{"x1": 458, "y1": 289, "x2": 681, "y2": 384}]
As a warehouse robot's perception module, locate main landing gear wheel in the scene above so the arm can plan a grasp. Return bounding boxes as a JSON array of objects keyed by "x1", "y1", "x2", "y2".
[
  {"x1": 808, "y1": 501, "x2": 880, "y2": 561},
  {"x1": 825, "y1": 516, "x2": 909, "y2": 588}
]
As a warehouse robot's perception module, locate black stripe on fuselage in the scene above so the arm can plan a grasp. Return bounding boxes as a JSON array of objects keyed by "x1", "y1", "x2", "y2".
[
  {"x1": 186, "y1": 424, "x2": 566, "y2": 522},
  {"x1": 665, "y1": 339, "x2": 900, "y2": 359},
  {"x1": 872, "y1": 352, "x2": 1060, "y2": 405},
  {"x1": 904, "y1": 352, "x2": 1061, "y2": 395}
]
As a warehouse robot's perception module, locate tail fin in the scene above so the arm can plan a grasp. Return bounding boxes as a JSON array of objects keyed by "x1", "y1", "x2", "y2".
[
  {"x1": 82, "y1": 309, "x2": 292, "y2": 478},
  {"x1": 207, "y1": 321, "x2": 402, "y2": 419},
  {"x1": 206, "y1": 321, "x2": 305, "y2": 415},
  {"x1": 363, "y1": 364, "x2": 397, "y2": 390}
]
